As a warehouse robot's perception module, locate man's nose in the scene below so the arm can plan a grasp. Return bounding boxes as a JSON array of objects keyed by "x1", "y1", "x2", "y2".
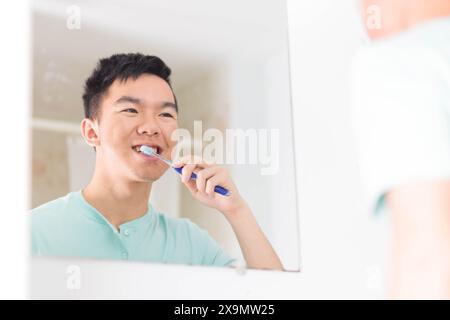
[{"x1": 137, "y1": 119, "x2": 161, "y2": 136}]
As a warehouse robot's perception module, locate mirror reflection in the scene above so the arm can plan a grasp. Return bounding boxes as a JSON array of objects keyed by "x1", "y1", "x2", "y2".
[{"x1": 31, "y1": 0, "x2": 300, "y2": 271}]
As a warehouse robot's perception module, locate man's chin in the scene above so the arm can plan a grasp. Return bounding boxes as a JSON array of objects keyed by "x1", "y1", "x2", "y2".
[
  {"x1": 132, "y1": 170, "x2": 166, "y2": 183},
  {"x1": 136, "y1": 175, "x2": 162, "y2": 183}
]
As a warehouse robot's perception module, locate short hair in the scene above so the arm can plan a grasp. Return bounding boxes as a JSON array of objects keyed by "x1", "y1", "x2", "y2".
[{"x1": 82, "y1": 53, "x2": 177, "y2": 120}]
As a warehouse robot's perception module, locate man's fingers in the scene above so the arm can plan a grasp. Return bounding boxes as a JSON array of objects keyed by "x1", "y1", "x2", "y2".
[
  {"x1": 173, "y1": 154, "x2": 215, "y2": 169},
  {"x1": 195, "y1": 167, "x2": 221, "y2": 194},
  {"x1": 205, "y1": 173, "x2": 226, "y2": 195},
  {"x1": 185, "y1": 179, "x2": 198, "y2": 194},
  {"x1": 180, "y1": 163, "x2": 196, "y2": 183},
  {"x1": 173, "y1": 155, "x2": 229, "y2": 199}
]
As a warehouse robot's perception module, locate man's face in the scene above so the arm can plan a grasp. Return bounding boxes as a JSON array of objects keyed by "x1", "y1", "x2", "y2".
[{"x1": 93, "y1": 74, "x2": 178, "y2": 182}]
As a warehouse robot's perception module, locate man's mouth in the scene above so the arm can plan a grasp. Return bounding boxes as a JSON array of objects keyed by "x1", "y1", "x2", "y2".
[{"x1": 132, "y1": 144, "x2": 161, "y2": 155}]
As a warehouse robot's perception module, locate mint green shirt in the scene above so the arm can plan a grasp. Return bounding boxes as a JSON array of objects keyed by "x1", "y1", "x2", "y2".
[{"x1": 31, "y1": 190, "x2": 234, "y2": 267}]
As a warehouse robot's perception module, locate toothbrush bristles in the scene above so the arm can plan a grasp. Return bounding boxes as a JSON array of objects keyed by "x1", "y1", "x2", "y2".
[{"x1": 140, "y1": 145, "x2": 157, "y2": 156}]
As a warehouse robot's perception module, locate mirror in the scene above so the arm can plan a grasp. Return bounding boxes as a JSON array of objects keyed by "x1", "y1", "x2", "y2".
[{"x1": 31, "y1": 0, "x2": 300, "y2": 271}]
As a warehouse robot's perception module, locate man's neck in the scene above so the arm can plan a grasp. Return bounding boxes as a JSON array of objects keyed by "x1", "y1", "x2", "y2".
[{"x1": 82, "y1": 168, "x2": 152, "y2": 230}]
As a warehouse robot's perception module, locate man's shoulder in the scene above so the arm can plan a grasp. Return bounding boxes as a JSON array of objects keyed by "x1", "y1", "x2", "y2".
[
  {"x1": 31, "y1": 192, "x2": 84, "y2": 256},
  {"x1": 31, "y1": 192, "x2": 75, "y2": 225}
]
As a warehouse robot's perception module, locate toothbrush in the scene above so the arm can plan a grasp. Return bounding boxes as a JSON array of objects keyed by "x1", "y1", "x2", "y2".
[{"x1": 140, "y1": 145, "x2": 230, "y2": 196}]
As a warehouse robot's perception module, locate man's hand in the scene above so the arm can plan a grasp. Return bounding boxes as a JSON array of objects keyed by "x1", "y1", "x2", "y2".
[
  {"x1": 173, "y1": 154, "x2": 284, "y2": 271},
  {"x1": 173, "y1": 155, "x2": 248, "y2": 216}
]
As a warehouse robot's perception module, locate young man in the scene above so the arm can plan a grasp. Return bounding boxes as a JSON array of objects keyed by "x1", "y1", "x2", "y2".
[
  {"x1": 32, "y1": 53, "x2": 283, "y2": 270},
  {"x1": 352, "y1": 0, "x2": 450, "y2": 298}
]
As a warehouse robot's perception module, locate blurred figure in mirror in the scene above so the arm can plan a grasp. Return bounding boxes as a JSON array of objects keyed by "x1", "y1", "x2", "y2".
[{"x1": 352, "y1": 0, "x2": 450, "y2": 299}]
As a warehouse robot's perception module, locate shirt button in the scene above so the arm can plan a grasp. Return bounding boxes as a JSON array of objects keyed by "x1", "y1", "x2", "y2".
[
  {"x1": 121, "y1": 252, "x2": 128, "y2": 260},
  {"x1": 123, "y1": 229, "x2": 130, "y2": 236}
]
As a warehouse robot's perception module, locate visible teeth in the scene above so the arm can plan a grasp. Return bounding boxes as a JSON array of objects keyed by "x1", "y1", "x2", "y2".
[{"x1": 134, "y1": 145, "x2": 158, "y2": 154}]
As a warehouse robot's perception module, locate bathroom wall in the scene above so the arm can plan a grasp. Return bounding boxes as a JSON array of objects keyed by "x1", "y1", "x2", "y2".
[
  {"x1": 31, "y1": 129, "x2": 69, "y2": 208},
  {"x1": 175, "y1": 66, "x2": 243, "y2": 261}
]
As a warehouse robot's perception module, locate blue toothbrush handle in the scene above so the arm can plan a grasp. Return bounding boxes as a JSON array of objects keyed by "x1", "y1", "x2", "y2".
[{"x1": 173, "y1": 166, "x2": 230, "y2": 196}]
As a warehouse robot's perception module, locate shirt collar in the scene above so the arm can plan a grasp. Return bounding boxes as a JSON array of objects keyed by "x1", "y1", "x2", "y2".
[{"x1": 72, "y1": 190, "x2": 154, "y2": 234}]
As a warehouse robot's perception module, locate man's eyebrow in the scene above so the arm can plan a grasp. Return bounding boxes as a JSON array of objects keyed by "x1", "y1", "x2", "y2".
[
  {"x1": 161, "y1": 101, "x2": 177, "y2": 110},
  {"x1": 114, "y1": 96, "x2": 177, "y2": 111},
  {"x1": 114, "y1": 96, "x2": 142, "y2": 105}
]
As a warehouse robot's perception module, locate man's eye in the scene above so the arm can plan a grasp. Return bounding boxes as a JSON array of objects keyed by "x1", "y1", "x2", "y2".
[
  {"x1": 122, "y1": 108, "x2": 138, "y2": 113},
  {"x1": 160, "y1": 112, "x2": 174, "y2": 118}
]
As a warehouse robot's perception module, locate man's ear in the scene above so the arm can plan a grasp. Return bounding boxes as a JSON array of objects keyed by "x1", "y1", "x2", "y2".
[{"x1": 81, "y1": 118, "x2": 100, "y2": 149}]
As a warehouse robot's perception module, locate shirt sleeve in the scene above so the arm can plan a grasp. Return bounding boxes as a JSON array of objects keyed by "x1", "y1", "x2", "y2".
[
  {"x1": 350, "y1": 45, "x2": 450, "y2": 214},
  {"x1": 200, "y1": 229, "x2": 236, "y2": 267}
]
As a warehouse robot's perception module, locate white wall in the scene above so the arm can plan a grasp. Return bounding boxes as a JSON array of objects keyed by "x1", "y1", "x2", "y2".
[
  {"x1": 0, "y1": 1, "x2": 28, "y2": 300},
  {"x1": 287, "y1": 0, "x2": 389, "y2": 297}
]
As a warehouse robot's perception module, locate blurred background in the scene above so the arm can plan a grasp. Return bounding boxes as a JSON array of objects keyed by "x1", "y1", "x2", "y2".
[{"x1": 31, "y1": 0, "x2": 300, "y2": 271}]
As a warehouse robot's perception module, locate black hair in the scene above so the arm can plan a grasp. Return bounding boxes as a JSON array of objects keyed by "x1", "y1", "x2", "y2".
[{"x1": 82, "y1": 53, "x2": 177, "y2": 120}]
